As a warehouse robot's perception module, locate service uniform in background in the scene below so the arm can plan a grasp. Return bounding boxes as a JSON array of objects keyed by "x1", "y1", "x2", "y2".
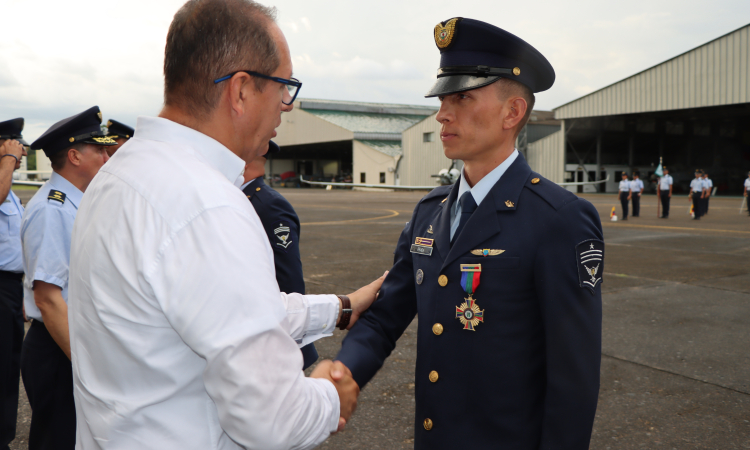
[
  {"x1": 703, "y1": 175, "x2": 713, "y2": 214},
  {"x1": 0, "y1": 118, "x2": 27, "y2": 450},
  {"x1": 22, "y1": 107, "x2": 115, "y2": 450},
  {"x1": 745, "y1": 173, "x2": 750, "y2": 216},
  {"x1": 338, "y1": 18, "x2": 603, "y2": 449},
  {"x1": 630, "y1": 174, "x2": 644, "y2": 217},
  {"x1": 689, "y1": 171, "x2": 704, "y2": 219},
  {"x1": 241, "y1": 141, "x2": 318, "y2": 369},
  {"x1": 619, "y1": 175, "x2": 631, "y2": 220},
  {"x1": 104, "y1": 119, "x2": 134, "y2": 157},
  {"x1": 659, "y1": 170, "x2": 673, "y2": 218}
]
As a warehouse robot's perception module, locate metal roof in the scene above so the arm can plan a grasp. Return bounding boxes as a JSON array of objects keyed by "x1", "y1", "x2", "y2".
[
  {"x1": 357, "y1": 139, "x2": 403, "y2": 157},
  {"x1": 299, "y1": 98, "x2": 437, "y2": 116},
  {"x1": 303, "y1": 109, "x2": 430, "y2": 135}
]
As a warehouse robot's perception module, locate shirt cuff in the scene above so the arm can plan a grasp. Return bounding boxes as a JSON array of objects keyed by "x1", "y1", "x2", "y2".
[
  {"x1": 309, "y1": 377, "x2": 341, "y2": 434},
  {"x1": 300, "y1": 294, "x2": 339, "y2": 347}
]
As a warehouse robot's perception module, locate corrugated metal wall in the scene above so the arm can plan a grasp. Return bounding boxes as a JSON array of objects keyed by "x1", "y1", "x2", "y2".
[
  {"x1": 399, "y1": 112, "x2": 457, "y2": 186},
  {"x1": 556, "y1": 24, "x2": 750, "y2": 119},
  {"x1": 527, "y1": 129, "x2": 564, "y2": 183}
]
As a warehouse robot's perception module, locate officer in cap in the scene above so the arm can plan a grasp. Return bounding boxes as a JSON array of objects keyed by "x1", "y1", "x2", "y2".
[
  {"x1": 689, "y1": 169, "x2": 705, "y2": 219},
  {"x1": 337, "y1": 18, "x2": 603, "y2": 449},
  {"x1": 240, "y1": 140, "x2": 319, "y2": 370},
  {"x1": 658, "y1": 166, "x2": 673, "y2": 218},
  {"x1": 21, "y1": 106, "x2": 115, "y2": 450},
  {"x1": 0, "y1": 118, "x2": 27, "y2": 450},
  {"x1": 630, "y1": 171, "x2": 643, "y2": 217},
  {"x1": 104, "y1": 119, "x2": 134, "y2": 157},
  {"x1": 744, "y1": 170, "x2": 750, "y2": 216}
]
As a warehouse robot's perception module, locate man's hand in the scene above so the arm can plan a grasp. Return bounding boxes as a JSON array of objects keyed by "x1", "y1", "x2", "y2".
[
  {"x1": 0, "y1": 139, "x2": 24, "y2": 164},
  {"x1": 310, "y1": 360, "x2": 359, "y2": 432},
  {"x1": 343, "y1": 271, "x2": 388, "y2": 330}
]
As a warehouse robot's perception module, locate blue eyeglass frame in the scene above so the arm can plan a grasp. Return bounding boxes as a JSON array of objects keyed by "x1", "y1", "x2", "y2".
[{"x1": 213, "y1": 70, "x2": 302, "y2": 105}]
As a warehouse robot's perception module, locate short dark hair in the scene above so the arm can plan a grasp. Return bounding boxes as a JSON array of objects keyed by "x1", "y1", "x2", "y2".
[
  {"x1": 50, "y1": 142, "x2": 86, "y2": 171},
  {"x1": 163, "y1": 0, "x2": 279, "y2": 118},
  {"x1": 494, "y1": 78, "x2": 536, "y2": 137}
]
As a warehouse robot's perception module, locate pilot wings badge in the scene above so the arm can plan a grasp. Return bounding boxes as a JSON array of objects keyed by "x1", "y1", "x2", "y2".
[
  {"x1": 576, "y1": 240, "x2": 604, "y2": 294},
  {"x1": 274, "y1": 223, "x2": 292, "y2": 249}
]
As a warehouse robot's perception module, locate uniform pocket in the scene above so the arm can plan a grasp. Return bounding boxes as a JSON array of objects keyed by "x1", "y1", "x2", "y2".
[{"x1": 0, "y1": 203, "x2": 19, "y2": 243}]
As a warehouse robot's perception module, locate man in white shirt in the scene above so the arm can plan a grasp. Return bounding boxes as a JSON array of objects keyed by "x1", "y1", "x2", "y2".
[
  {"x1": 744, "y1": 171, "x2": 750, "y2": 216},
  {"x1": 702, "y1": 172, "x2": 713, "y2": 214},
  {"x1": 630, "y1": 171, "x2": 644, "y2": 217},
  {"x1": 68, "y1": 2, "x2": 383, "y2": 449},
  {"x1": 618, "y1": 172, "x2": 632, "y2": 220},
  {"x1": 658, "y1": 167, "x2": 673, "y2": 218},
  {"x1": 689, "y1": 170, "x2": 706, "y2": 219}
]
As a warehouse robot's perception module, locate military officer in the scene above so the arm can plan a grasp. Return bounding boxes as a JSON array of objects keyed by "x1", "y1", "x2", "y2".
[
  {"x1": 0, "y1": 118, "x2": 27, "y2": 450},
  {"x1": 658, "y1": 166, "x2": 673, "y2": 218},
  {"x1": 702, "y1": 171, "x2": 713, "y2": 214},
  {"x1": 22, "y1": 106, "x2": 114, "y2": 450},
  {"x1": 104, "y1": 119, "x2": 134, "y2": 157},
  {"x1": 744, "y1": 170, "x2": 750, "y2": 216},
  {"x1": 241, "y1": 140, "x2": 319, "y2": 369},
  {"x1": 689, "y1": 169, "x2": 705, "y2": 219},
  {"x1": 337, "y1": 18, "x2": 603, "y2": 449},
  {"x1": 630, "y1": 171, "x2": 643, "y2": 217},
  {"x1": 619, "y1": 172, "x2": 631, "y2": 220}
]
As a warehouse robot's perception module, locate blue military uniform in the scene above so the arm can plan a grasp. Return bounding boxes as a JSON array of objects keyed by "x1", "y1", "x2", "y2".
[
  {"x1": 241, "y1": 146, "x2": 318, "y2": 370},
  {"x1": 630, "y1": 173, "x2": 643, "y2": 217},
  {"x1": 22, "y1": 106, "x2": 115, "y2": 450},
  {"x1": 0, "y1": 118, "x2": 26, "y2": 450},
  {"x1": 337, "y1": 18, "x2": 603, "y2": 449}
]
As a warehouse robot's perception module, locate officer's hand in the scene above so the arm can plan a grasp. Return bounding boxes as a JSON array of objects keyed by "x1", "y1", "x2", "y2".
[
  {"x1": 345, "y1": 271, "x2": 388, "y2": 330},
  {"x1": 310, "y1": 360, "x2": 359, "y2": 431},
  {"x1": 22, "y1": 304, "x2": 29, "y2": 323},
  {"x1": 0, "y1": 139, "x2": 23, "y2": 162}
]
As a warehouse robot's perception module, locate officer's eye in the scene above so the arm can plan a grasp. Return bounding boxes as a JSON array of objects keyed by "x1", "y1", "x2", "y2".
[{"x1": 437, "y1": 96, "x2": 445, "y2": 102}]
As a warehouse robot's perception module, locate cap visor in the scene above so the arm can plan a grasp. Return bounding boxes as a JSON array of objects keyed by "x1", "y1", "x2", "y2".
[{"x1": 425, "y1": 75, "x2": 501, "y2": 98}]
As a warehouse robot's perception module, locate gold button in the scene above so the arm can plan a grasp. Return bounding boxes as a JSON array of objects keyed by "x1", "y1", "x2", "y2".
[
  {"x1": 429, "y1": 371, "x2": 439, "y2": 382},
  {"x1": 256, "y1": 187, "x2": 261, "y2": 191},
  {"x1": 531, "y1": 178, "x2": 540, "y2": 184},
  {"x1": 513, "y1": 67, "x2": 521, "y2": 76},
  {"x1": 432, "y1": 323, "x2": 443, "y2": 335},
  {"x1": 423, "y1": 418, "x2": 433, "y2": 430},
  {"x1": 438, "y1": 275, "x2": 448, "y2": 287}
]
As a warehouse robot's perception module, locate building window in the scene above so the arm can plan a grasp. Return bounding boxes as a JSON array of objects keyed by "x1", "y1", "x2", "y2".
[
  {"x1": 360, "y1": 172, "x2": 366, "y2": 183},
  {"x1": 380, "y1": 172, "x2": 386, "y2": 184},
  {"x1": 423, "y1": 132, "x2": 434, "y2": 142}
]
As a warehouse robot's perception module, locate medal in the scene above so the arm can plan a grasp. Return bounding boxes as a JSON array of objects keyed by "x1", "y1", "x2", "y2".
[{"x1": 456, "y1": 264, "x2": 484, "y2": 331}]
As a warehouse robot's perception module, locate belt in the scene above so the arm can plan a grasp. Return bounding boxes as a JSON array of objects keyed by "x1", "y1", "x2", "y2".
[{"x1": 0, "y1": 270, "x2": 23, "y2": 281}]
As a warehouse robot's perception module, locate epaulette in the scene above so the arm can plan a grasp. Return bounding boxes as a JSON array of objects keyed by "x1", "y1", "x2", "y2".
[
  {"x1": 524, "y1": 173, "x2": 578, "y2": 211},
  {"x1": 47, "y1": 190, "x2": 66, "y2": 204},
  {"x1": 420, "y1": 184, "x2": 452, "y2": 203}
]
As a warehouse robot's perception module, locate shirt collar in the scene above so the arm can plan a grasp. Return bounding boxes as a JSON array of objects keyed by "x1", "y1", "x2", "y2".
[
  {"x1": 135, "y1": 116, "x2": 246, "y2": 187},
  {"x1": 240, "y1": 176, "x2": 263, "y2": 191},
  {"x1": 49, "y1": 171, "x2": 84, "y2": 207},
  {"x1": 456, "y1": 149, "x2": 519, "y2": 209}
]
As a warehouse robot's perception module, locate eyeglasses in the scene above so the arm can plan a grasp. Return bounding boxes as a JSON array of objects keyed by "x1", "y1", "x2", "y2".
[{"x1": 213, "y1": 71, "x2": 302, "y2": 105}]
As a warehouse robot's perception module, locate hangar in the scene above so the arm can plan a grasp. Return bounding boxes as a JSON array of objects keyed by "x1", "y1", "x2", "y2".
[{"x1": 532, "y1": 23, "x2": 750, "y2": 194}]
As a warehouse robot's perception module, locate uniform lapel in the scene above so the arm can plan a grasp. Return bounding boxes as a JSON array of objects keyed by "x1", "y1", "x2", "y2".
[{"x1": 432, "y1": 182, "x2": 459, "y2": 262}]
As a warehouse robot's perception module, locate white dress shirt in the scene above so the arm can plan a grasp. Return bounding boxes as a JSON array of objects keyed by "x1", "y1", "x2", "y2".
[
  {"x1": 69, "y1": 116, "x2": 340, "y2": 450},
  {"x1": 690, "y1": 178, "x2": 704, "y2": 192}
]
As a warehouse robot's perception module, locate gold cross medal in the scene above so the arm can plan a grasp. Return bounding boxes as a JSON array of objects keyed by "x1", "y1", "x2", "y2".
[{"x1": 456, "y1": 264, "x2": 484, "y2": 331}]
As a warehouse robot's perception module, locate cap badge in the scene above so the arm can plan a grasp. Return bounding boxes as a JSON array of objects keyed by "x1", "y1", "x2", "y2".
[
  {"x1": 513, "y1": 67, "x2": 521, "y2": 76},
  {"x1": 91, "y1": 136, "x2": 117, "y2": 144},
  {"x1": 434, "y1": 18, "x2": 460, "y2": 49}
]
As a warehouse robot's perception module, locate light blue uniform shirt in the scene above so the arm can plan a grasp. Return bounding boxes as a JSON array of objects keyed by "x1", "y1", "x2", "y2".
[
  {"x1": 690, "y1": 178, "x2": 704, "y2": 193},
  {"x1": 630, "y1": 179, "x2": 644, "y2": 192},
  {"x1": 0, "y1": 190, "x2": 24, "y2": 273},
  {"x1": 450, "y1": 149, "x2": 518, "y2": 240},
  {"x1": 21, "y1": 171, "x2": 83, "y2": 322}
]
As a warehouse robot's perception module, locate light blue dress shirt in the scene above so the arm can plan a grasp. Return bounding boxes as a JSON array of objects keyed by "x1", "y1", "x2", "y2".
[
  {"x1": 21, "y1": 171, "x2": 83, "y2": 322},
  {"x1": 0, "y1": 190, "x2": 24, "y2": 272},
  {"x1": 450, "y1": 149, "x2": 519, "y2": 240}
]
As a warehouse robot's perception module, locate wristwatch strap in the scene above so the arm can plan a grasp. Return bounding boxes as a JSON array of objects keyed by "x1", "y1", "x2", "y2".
[{"x1": 337, "y1": 295, "x2": 352, "y2": 330}]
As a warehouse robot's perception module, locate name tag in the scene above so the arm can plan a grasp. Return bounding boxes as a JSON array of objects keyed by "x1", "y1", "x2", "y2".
[{"x1": 410, "y1": 244, "x2": 434, "y2": 256}]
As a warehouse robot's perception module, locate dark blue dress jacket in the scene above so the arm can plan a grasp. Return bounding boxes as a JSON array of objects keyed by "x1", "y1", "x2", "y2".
[
  {"x1": 243, "y1": 177, "x2": 318, "y2": 369},
  {"x1": 337, "y1": 154, "x2": 603, "y2": 449}
]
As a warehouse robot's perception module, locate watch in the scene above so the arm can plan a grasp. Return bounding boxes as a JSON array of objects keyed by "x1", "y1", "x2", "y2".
[{"x1": 337, "y1": 295, "x2": 352, "y2": 330}]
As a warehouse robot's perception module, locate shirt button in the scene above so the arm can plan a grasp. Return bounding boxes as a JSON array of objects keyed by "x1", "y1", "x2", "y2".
[
  {"x1": 323, "y1": 324, "x2": 327, "y2": 328},
  {"x1": 438, "y1": 275, "x2": 448, "y2": 287},
  {"x1": 429, "y1": 371, "x2": 439, "y2": 382},
  {"x1": 423, "y1": 418, "x2": 433, "y2": 430},
  {"x1": 432, "y1": 323, "x2": 443, "y2": 335}
]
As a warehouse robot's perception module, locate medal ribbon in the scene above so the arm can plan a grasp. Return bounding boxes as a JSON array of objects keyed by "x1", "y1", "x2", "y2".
[{"x1": 459, "y1": 265, "x2": 481, "y2": 296}]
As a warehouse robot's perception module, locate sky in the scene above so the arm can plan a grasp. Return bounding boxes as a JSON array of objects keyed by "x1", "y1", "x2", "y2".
[{"x1": 2, "y1": 0, "x2": 749, "y2": 142}]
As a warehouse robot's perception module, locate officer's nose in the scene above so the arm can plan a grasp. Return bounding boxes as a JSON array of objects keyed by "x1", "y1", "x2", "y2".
[{"x1": 436, "y1": 101, "x2": 453, "y2": 124}]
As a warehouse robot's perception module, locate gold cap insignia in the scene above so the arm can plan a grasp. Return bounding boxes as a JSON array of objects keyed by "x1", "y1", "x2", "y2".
[
  {"x1": 505, "y1": 200, "x2": 515, "y2": 207},
  {"x1": 434, "y1": 18, "x2": 461, "y2": 49},
  {"x1": 69, "y1": 137, "x2": 75, "y2": 142},
  {"x1": 531, "y1": 178, "x2": 540, "y2": 184},
  {"x1": 107, "y1": 120, "x2": 112, "y2": 127},
  {"x1": 97, "y1": 112, "x2": 102, "y2": 121},
  {"x1": 513, "y1": 67, "x2": 521, "y2": 76},
  {"x1": 470, "y1": 249, "x2": 505, "y2": 257},
  {"x1": 91, "y1": 136, "x2": 116, "y2": 144}
]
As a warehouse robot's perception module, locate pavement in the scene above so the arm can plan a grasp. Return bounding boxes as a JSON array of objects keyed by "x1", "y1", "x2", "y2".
[{"x1": 9, "y1": 187, "x2": 750, "y2": 449}]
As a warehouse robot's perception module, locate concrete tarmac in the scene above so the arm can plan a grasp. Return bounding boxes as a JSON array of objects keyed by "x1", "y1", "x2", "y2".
[{"x1": 9, "y1": 188, "x2": 750, "y2": 449}]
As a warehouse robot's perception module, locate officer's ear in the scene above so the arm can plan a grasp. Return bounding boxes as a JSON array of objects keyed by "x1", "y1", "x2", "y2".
[{"x1": 503, "y1": 96, "x2": 528, "y2": 134}]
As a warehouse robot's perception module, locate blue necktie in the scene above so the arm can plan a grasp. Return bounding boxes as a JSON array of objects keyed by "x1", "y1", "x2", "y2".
[{"x1": 452, "y1": 191, "x2": 477, "y2": 246}]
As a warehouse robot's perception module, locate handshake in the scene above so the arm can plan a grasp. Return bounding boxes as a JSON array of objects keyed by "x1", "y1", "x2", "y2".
[{"x1": 309, "y1": 271, "x2": 388, "y2": 432}]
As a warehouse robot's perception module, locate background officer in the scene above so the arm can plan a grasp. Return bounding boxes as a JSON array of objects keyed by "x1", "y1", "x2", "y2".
[
  {"x1": 744, "y1": 170, "x2": 750, "y2": 216},
  {"x1": 630, "y1": 171, "x2": 644, "y2": 217},
  {"x1": 22, "y1": 106, "x2": 114, "y2": 450},
  {"x1": 337, "y1": 18, "x2": 603, "y2": 449},
  {"x1": 689, "y1": 169, "x2": 705, "y2": 219},
  {"x1": 240, "y1": 140, "x2": 318, "y2": 369},
  {"x1": 702, "y1": 171, "x2": 713, "y2": 214},
  {"x1": 104, "y1": 119, "x2": 134, "y2": 157},
  {"x1": 0, "y1": 118, "x2": 27, "y2": 450},
  {"x1": 619, "y1": 172, "x2": 631, "y2": 220},
  {"x1": 659, "y1": 166, "x2": 673, "y2": 218}
]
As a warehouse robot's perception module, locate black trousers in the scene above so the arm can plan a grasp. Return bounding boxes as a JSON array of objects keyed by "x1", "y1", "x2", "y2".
[
  {"x1": 0, "y1": 274, "x2": 23, "y2": 450},
  {"x1": 692, "y1": 193, "x2": 703, "y2": 218},
  {"x1": 659, "y1": 191, "x2": 671, "y2": 217},
  {"x1": 705, "y1": 196, "x2": 710, "y2": 214},
  {"x1": 631, "y1": 193, "x2": 641, "y2": 217},
  {"x1": 21, "y1": 321, "x2": 76, "y2": 450},
  {"x1": 619, "y1": 192, "x2": 629, "y2": 219}
]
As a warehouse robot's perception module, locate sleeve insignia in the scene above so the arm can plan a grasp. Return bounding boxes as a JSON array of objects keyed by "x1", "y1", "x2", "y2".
[
  {"x1": 576, "y1": 240, "x2": 604, "y2": 294},
  {"x1": 47, "y1": 190, "x2": 66, "y2": 204},
  {"x1": 274, "y1": 223, "x2": 293, "y2": 249}
]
